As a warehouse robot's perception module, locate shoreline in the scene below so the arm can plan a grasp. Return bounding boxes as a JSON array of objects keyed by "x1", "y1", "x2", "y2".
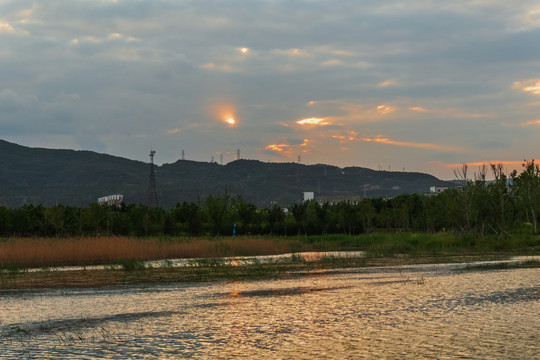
[{"x1": 2, "y1": 253, "x2": 539, "y2": 291}]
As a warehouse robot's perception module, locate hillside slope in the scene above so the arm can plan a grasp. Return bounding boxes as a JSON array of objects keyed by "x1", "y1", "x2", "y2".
[{"x1": 0, "y1": 139, "x2": 449, "y2": 208}]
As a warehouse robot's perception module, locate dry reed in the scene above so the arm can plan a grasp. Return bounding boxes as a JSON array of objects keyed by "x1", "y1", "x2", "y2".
[{"x1": 0, "y1": 236, "x2": 306, "y2": 268}]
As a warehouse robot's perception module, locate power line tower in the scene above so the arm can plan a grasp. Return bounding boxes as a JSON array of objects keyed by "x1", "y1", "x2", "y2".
[
  {"x1": 147, "y1": 150, "x2": 158, "y2": 208},
  {"x1": 237, "y1": 148, "x2": 240, "y2": 160}
]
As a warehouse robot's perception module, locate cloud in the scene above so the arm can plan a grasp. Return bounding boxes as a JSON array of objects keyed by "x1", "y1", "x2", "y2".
[
  {"x1": 332, "y1": 131, "x2": 360, "y2": 143},
  {"x1": 519, "y1": 120, "x2": 540, "y2": 127},
  {"x1": 296, "y1": 118, "x2": 330, "y2": 126},
  {"x1": 409, "y1": 106, "x2": 427, "y2": 112},
  {"x1": 264, "y1": 144, "x2": 293, "y2": 158},
  {"x1": 378, "y1": 80, "x2": 397, "y2": 87},
  {"x1": 322, "y1": 59, "x2": 342, "y2": 67},
  {"x1": 513, "y1": 78, "x2": 540, "y2": 95},
  {"x1": 272, "y1": 48, "x2": 309, "y2": 56},
  {"x1": 0, "y1": 89, "x2": 38, "y2": 111},
  {"x1": 200, "y1": 63, "x2": 232, "y2": 72},
  {"x1": 377, "y1": 105, "x2": 396, "y2": 115},
  {"x1": 362, "y1": 135, "x2": 464, "y2": 153},
  {"x1": 0, "y1": 0, "x2": 539, "y2": 179},
  {"x1": 0, "y1": 21, "x2": 15, "y2": 33},
  {"x1": 287, "y1": 138, "x2": 306, "y2": 145}
]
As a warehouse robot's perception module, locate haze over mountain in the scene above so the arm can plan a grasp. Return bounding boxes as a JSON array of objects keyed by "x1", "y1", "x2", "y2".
[{"x1": 0, "y1": 139, "x2": 449, "y2": 208}]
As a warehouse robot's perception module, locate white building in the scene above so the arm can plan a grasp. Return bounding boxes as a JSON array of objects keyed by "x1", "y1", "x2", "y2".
[
  {"x1": 303, "y1": 192, "x2": 315, "y2": 202},
  {"x1": 98, "y1": 194, "x2": 124, "y2": 208},
  {"x1": 429, "y1": 186, "x2": 449, "y2": 194}
]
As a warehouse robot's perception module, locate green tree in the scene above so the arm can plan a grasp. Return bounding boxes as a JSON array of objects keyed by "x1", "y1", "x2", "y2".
[
  {"x1": 512, "y1": 160, "x2": 540, "y2": 233},
  {"x1": 488, "y1": 163, "x2": 510, "y2": 236},
  {"x1": 204, "y1": 193, "x2": 231, "y2": 235},
  {"x1": 268, "y1": 204, "x2": 285, "y2": 235},
  {"x1": 44, "y1": 205, "x2": 66, "y2": 237}
]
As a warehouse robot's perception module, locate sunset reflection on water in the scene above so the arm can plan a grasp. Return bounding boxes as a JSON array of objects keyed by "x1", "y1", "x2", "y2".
[{"x1": 1, "y1": 263, "x2": 538, "y2": 359}]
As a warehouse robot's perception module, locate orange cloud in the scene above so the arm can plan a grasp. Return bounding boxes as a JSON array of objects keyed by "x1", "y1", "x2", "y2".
[
  {"x1": 332, "y1": 131, "x2": 359, "y2": 143},
  {"x1": 446, "y1": 160, "x2": 524, "y2": 168},
  {"x1": 265, "y1": 144, "x2": 290, "y2": 153},
  {"x1": 377, "y1": 105, "x2": 396, "y2": 114},
  {"x1": 520, "y1": 120, "x2": 540, "y2": 126},
  {"x1": 513, "y1": 78, "x2": 540, "y2": 95},
  {"x1": 362, "y1": 135, "x2": 463, "y2": 152},
  {"x1": 297, "y1": 117, "x2": 330, "y2": 126},
  {"x1": 409, "y1": 106, "x2": 428, "y2": 112},
  {"x1": 378, "y1": 80, "x2": 397, "y2": 87}
]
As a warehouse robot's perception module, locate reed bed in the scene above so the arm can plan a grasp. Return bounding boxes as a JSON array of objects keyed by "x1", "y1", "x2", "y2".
[{"x1": 0, "y1": 236, "x2": 308, "y2": 268}]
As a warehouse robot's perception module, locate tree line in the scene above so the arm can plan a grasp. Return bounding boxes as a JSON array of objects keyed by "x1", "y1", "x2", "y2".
[{"x1": 1, "y1": 160, "x2": 539, "y2": 238}]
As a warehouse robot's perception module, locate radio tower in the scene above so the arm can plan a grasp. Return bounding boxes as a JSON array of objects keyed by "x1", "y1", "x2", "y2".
[{"x1": 147, "y1": 150, "x2": 158, "y2": 208}]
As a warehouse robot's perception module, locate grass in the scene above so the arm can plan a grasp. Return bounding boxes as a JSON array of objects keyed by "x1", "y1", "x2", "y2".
[
  {"x1": 0, "y1": 236, "x2": 310, "y2": 268},
  {"x1": 1, "y1": 232, "x2": 539, "y2": 289}
]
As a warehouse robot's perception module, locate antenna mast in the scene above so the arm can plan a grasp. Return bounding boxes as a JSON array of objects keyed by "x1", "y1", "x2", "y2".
[{"x1": 147, "y1": 150, "x2": 158, "y2": 208}]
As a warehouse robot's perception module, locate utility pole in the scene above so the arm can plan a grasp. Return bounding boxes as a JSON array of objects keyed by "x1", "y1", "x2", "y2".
[{"x1": 147, "y1": 150, "x2": 158, "y2": 208}]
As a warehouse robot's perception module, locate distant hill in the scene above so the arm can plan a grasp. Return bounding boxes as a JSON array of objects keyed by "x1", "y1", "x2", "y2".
[{"x1": 0, "y1": 139, "x2": 450, "y2": 208}]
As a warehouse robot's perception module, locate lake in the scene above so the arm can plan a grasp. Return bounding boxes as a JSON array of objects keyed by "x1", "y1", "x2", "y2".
[{"x1": 1, "y1": 261, "x2": 538, "y2": 359}]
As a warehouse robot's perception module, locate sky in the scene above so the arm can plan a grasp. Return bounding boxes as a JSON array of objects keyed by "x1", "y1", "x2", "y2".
[{"x1": 1, "y1": 0, "x2": 539, "y2": 180}]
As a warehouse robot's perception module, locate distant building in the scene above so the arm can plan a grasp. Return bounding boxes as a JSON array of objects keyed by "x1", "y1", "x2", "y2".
[
  {"x1": 98, "y1": 194, "x2": 124, "y2": 208},
  {"x1": 429, "y1": 186, "x2": 449, "y2": 194},
  {"x1": 315, "y1": 194, "x2": 362, "y2": 205},
  {"x1": 303, "y1": 192, "x2": 315, "y2": 202},
  {"x1": 303, "y1": 191, "x2": 361, "y2": 205}
]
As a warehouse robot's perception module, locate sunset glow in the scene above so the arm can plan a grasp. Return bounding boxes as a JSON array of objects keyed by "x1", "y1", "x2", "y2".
[
  {"x1": 377, "y1": 105, "x2": 395, "y2": 114},
  {"x1": 447, "y1": 160, "x2": 524, "y2": 168},
  {"x1": 520, "y1": 120, "x2": 540, "y2": 126},
  {"x1": 514, "y1": 79, "x2": 540, "y2": 95},
  {"x1": 265, "y1": 144, "x2": 289, "y2": 152},
  {"x1": 362, "y1": 136, "x2": 462, "y2": 152},
  {"x1": 3, "y1": 1, "x2": 540, "y2": 181},
  {"x1": 297, "y1": 118, "x2": 328, "y2": 125}
]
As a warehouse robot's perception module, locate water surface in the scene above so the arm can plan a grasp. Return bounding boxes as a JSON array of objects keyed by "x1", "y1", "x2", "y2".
[{"x1": 1, "y1": 264, "x2": 538, "y2": 359}]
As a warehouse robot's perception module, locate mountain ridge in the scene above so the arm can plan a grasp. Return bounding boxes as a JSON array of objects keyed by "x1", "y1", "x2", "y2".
[{"x1": 0, "y1": 139, "x2": 450, "y2": 208}]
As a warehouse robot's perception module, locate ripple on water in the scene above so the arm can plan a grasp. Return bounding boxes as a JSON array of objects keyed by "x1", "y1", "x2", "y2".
[{"x1": 1, "y1": 266, "x2": 539, "y2": 359}]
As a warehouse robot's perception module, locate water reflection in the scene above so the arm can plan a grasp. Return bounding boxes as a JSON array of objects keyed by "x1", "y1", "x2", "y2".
[
  {"x1": 1, "y1": 264, "x2": 539, "y2": 359},
  {"x1": 224, "y1": 286, "x2": 352, "y2": 298}
]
